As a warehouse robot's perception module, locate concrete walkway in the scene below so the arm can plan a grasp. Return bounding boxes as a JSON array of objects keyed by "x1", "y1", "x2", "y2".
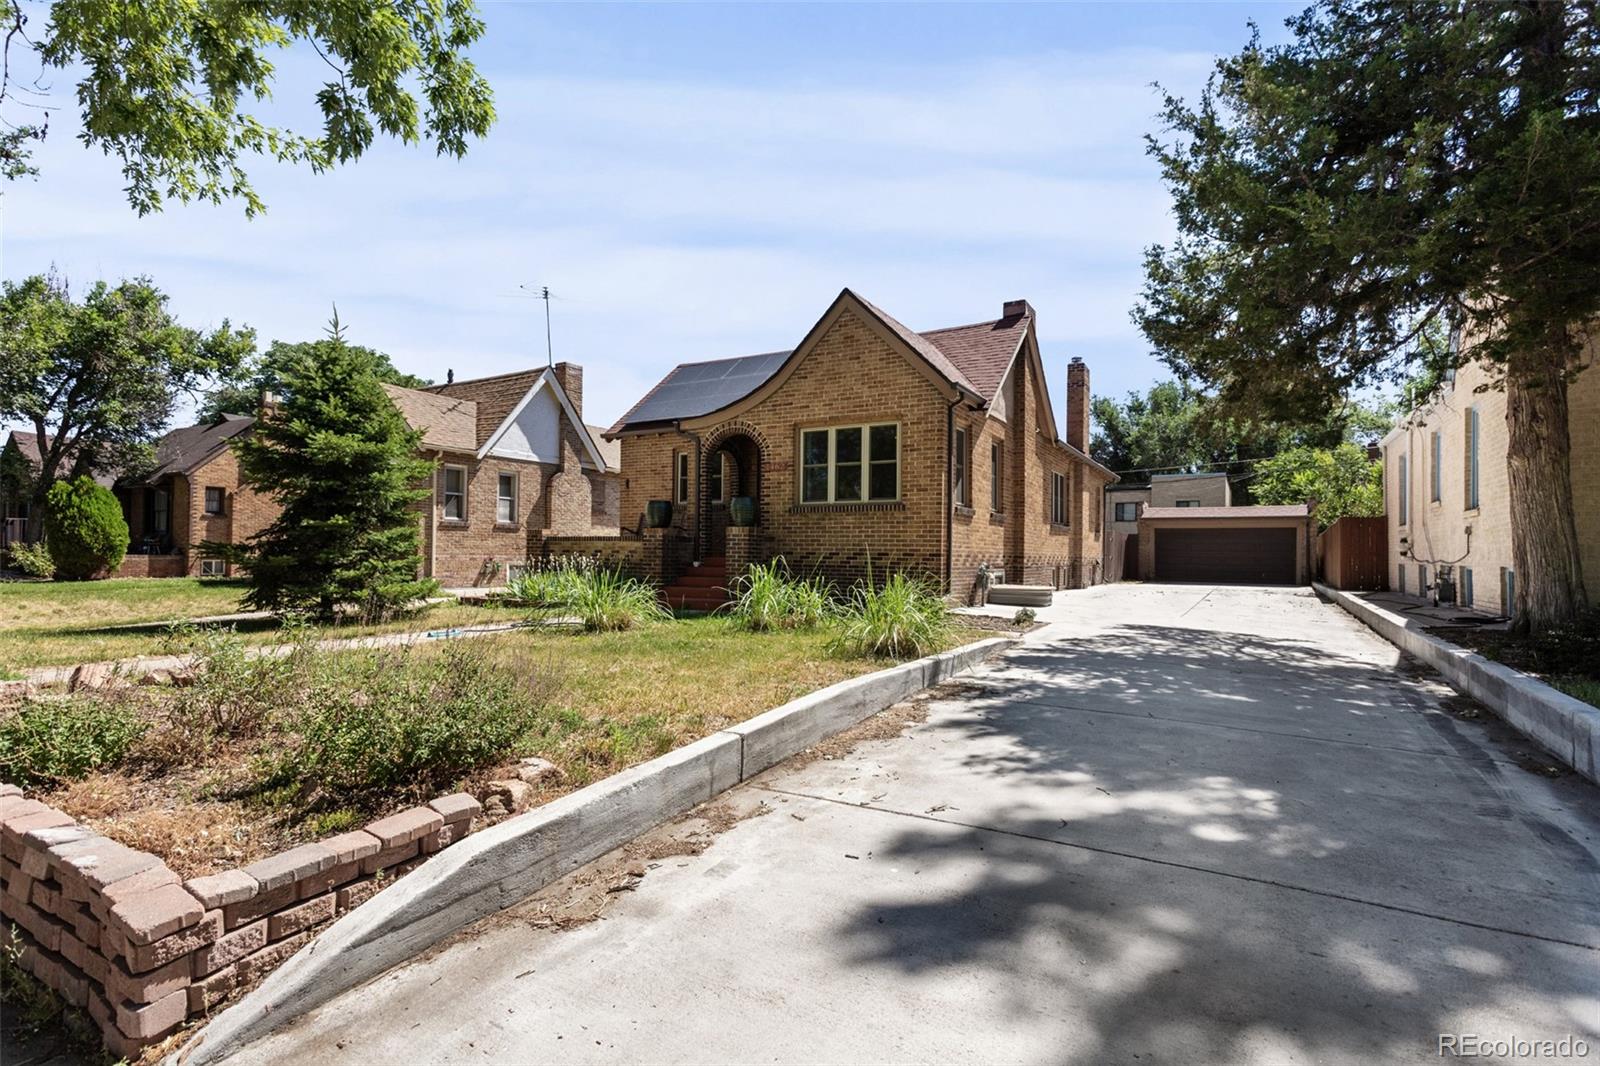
[{"x1": 224, "y1": 584, "x2": 1600, "y2": 1065}]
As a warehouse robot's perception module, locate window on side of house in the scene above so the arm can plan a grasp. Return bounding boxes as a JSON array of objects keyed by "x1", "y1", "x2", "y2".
[
  {"x1": 990, "y1": 443, "x2": 1004, "y2": 513},
  {"x1": 199, "y1": 558, "x2": 226, "y2": 578},
  {"x1": 496, "y1": 472, "x2": 517, "y2": 525},
  {"x1": 1440, "y1": 428, "x2": 1452, "y2": 502},
  {"x1": 1115, "y1": 501, "x2": 1138, "y2": 523},
  {"x1": 1398, "y1": 454, "x2": 1409, "y2": 526},
  {"x1": 1465, "y1": 407, "x2": 1480, "y2": 510},
  {"x1": 675, "y1": 452, "x2": 690, "y2": 505},
  {"x1": 1175, "y1": 499, "x2": 1201, "y2": 508},
  {"x1": 707, "y1": 453, "x2": 725, "y2": 503},
  {"x1": 1050, "y1": 471, "x2": 1068, "y2": 526},
  {"x1": 1501, "y1": 568, "x2": 1515, "y2": 617},
  {"x1": 798, "y1": 423, "x2": 899, "y2": 503},
  {"x1": 442, "y1": 465, "x2": 466, "y2": 521},
  {"x1": 953, "y1": 427, "x2": 969, "y2": 507},
  {"x1": 151, "y1": 489, "x2": 170, "y2": 534},
  {"x1": 203, "y1": 487, "x2": 225, "y2": 515},
  {"x1": 1461, "y1": 567, "x2": 1474, "y2": 607}
]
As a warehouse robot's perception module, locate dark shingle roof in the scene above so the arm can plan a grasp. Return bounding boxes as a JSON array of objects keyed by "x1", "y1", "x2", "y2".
[
  {"x1": 142, "y1": 416, "x2": 255, "y2": 482},
  {"x1": 920, "y1": 311, "x2": 1030, "y2": 402}
]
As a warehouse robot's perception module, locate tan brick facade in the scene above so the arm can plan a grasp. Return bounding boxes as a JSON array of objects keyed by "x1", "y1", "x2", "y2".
[
  {"x1": 614, "y1": 298, "x2": 1113, "y2": 600},
  {"x1": 1382, "y1": 345, "x2": 1599, "y2": 614}
]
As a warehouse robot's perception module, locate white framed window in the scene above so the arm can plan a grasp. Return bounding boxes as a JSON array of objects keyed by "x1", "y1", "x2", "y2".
[
  {"x1": 990, "y1": 442, "x2": 1004, "y2": 513},
  {"x1": 1114, "y1": 501, "x2": 1139, "y2": 523},
  {"x1": 1050, "y1": 471, "x2": 1068, "y2": 526},
  {"x1": 799, "y1": 423, "x2": 899, "y2": 503},
  {"x1": 204, "y1": 487, "x2": 225, "y2": 515},
  {"x1": 199, "y1": 558, "x2": 226, "y2": 578},
  {"x1": 952, "y1": 427, "x2": 969, "y2": 507},
  {"x1": 675, "y1": 452, "x2": 691, "y2": 505},
  {"x1": 708, "y1": 453, "x2": 726, "y2": 503},
  {"x1": 1175, "y1": 499, "x2": 1201, "y2": 508},
  {"x1": 496, "y1": 472, "x2": 517, "y2": 525},
  {"x1": 442, "y1": 465, "x2": 467, "y2": 521}
]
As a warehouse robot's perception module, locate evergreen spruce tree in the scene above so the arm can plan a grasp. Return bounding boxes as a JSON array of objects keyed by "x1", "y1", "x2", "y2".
[{"x1": 235, "y1": 313, "x2": 437, "y2": 620}]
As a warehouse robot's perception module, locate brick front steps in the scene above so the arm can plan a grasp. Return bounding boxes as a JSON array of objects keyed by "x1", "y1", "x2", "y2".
[
  {"x1": 662, "y1": 555, "x2": 730, "y2": 612},
  {"x1": 0, "y1": 785, "x2": 481, "y2": 1059}
]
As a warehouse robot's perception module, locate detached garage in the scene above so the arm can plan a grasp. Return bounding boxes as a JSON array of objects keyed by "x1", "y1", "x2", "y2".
[{"x1": 1136, "y1": 504, "x2": 1314, "y2": 586}]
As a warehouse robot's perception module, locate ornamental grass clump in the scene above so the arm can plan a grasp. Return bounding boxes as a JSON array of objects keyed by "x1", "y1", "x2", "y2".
[
  {"x1": 726, "y1": 558, "x2": 832, "y2": 632},
  {"x1": 560, "y1": 566, "x2": 670, "y2": 633},
  {"x1": 504, "y1": 555, "x2": 595, "y2": 607},
  {"x1": 830, "y1": 571, "x2": 952, "y2": 659}
]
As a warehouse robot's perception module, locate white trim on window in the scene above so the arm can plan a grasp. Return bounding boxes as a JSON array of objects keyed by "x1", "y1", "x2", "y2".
[
  {"x1": 799, "y1": 422, "x2": 900, "y2": 503},
  {"x1": 199, "y1": 558, "x2": 226, "y2": 578},
  {"x1": 496, "y1": 471, "x2": 517, "y2": 525},
  {"x1": 675, "y1": 452, "x2": 691, "y2": 505},
  {"x1": 442, "y1": 465, "x2": 467, "y2": 522}
]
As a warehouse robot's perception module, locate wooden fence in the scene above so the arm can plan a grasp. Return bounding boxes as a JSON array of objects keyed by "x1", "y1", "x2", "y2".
[{"x1": 1317, "y1": 515, "x2": 1387, "y2": 590}]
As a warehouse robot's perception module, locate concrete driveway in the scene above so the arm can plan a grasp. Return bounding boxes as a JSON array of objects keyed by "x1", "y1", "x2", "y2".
[{"x1": 225, "y1": 584, "x2": 1600, "y2": 1065}]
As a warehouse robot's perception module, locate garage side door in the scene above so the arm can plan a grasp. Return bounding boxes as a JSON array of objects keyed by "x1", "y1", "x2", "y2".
[{"x1": 1153, "y1": 527, "x2": 1297, "y2": 585}]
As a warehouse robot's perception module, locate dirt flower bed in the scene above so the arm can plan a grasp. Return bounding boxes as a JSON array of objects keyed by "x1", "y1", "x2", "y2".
[
  {"x1": 0, "y1": 617, "x2": 981, "y2": 876},
  {"x1": 1427, "y1": 606, "x2": 1600, "y2": 709}
]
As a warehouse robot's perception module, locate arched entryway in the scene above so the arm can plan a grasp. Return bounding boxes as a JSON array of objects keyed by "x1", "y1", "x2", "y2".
[{"x1": 703, "y1": 430, "x2": 762, "y2": 558}]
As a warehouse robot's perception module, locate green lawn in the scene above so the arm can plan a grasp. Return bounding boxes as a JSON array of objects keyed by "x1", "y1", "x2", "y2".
[{"x1": 0, "y1": 578, "x2": 507, "y2": 670}]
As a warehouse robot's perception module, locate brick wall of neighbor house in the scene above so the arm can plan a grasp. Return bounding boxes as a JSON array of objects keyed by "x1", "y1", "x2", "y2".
[
  {"x1": 182, "y1": 447, "x2": 279, "y2": 576},
  {"x1": 621, "y1": 309, "x2": 952, "y2": 589},
  {"x1": 952, "y1": 409, "x2": 1008, "y2": 599},
  {"x1": 1384, "y1": 344, "x2": 1600, "y2": 614},
  {"x1": 0, "y1": 784, "x2": 480, "y2": 1060}
]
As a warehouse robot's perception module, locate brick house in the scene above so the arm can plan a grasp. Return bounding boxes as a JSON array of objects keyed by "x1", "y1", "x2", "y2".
[
  {"x1": 1381, "y1": 343, "x2": 1599, "y2": 615},
  {"x1": 2, "y1": 431, "x2": 116, "y2": 551},
  {"x1": 601, "y1": 289, "x2": 1116, "y2": 604},
  {"x1": 115, "y1": 414, "x2": 277, "y2": 578}
]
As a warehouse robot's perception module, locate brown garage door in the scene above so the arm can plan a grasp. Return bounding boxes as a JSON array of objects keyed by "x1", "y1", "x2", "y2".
[{"x1": 1153, "y1": 526, "x2": 1297, "y2": 585}]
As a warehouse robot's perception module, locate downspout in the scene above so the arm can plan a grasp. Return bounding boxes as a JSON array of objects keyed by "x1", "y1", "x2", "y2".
[
  {"x1": 428, "y1": 450, "x2": 440, "y2": 579},
  {"x1": 945, "y1": 398, "x2": 958, "y2": 595}
]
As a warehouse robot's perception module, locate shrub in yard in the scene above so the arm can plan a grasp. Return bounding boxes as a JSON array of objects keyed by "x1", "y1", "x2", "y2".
[
  {"x1": 727, "y1": 558, "x2": 832, "y2": 631},
  {"x1": 42, "y1": 477, "x2": 128, "y2": 580},
  {"x1": 504, "y1": 555, "x2": 595, "y2": 607},
  {"x1": 0, "y1": 693, "x2": 146, "y2": 787},
  {"x1": 830, "y1": 571, "x2": 953, "y2": 659},
  {"x1": 561, "y1": 567, "x2": 670, "y2": 632},
  {"x1": 259, "y1": 641, "x2": 559, "y2": 800},
  {"x1": 7, "y1": 541, "x2": 55, "y2": 579},
  {"x1": 1013, "y1": 607, "x2": 1037, "y2": 627}
]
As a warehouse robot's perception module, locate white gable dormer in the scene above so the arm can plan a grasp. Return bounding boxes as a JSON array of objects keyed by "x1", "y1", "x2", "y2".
[{"x1": 479, "y1": 373, "x2": 611, "y2": 472}]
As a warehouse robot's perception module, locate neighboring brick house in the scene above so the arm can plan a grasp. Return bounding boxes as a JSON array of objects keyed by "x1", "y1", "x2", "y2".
[
  {"x1": 2, "y1": 431, "x2": 116, "y2": 551},
  {"x1": 116, "y1": 415, "x2": 277, "y2": 578},
  {"x1": 604, "y1": 289, "x2": 1116, "y2": 603},
  {"x1": 1103, "y1": 472, "x2": 1233, "y2": 580},
  {"x1": 398, "y1": 362, "x2": 621, "y2": 586},
  {"x1": 1381, "y1": 344, "x2": 1599, "y2": 615}
]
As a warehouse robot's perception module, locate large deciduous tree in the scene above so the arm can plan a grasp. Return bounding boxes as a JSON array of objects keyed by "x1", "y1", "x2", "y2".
[
  {"x1": 1253, "y1": 444, "x2": 1383, "y2": 529},
  {"x1": 233, "y1": 314, "x2": 437, "y2": 621},
  {"x1": 1137, "y1": 1, "x2": 1598, "y2": 631},
  {"x1": 0, "y1": 273, "x2": 253, "y2": 513},
  {"x1": 1, "y1": 0, "x2": 496, "y2": 215}
]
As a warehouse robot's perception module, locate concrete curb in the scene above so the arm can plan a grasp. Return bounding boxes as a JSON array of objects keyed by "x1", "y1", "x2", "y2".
[
  {"x1": 175, "y1": 635, "x2": 1014, "y2": 1065},
  {"x1": 1316, "y1": 582, "x2": 1599, "y2": 785}
]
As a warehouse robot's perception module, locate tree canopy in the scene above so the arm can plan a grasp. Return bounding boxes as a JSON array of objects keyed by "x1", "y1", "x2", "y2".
[
  {"x1": 1252, "y1": 444, "x2": 1383, "y2": 530},
  {"x1": 198, "y1": 339, "x2": 429, "y2": 423},
  {"x1": 0, "y1": 273, "x2": 254, "y2": 505},
  {"x1": 1136, "y1": 1, "x2": 1597, "y2": 627},
  {"x1": 1, "y1": 0, "x2": 496, "y2": 215}
]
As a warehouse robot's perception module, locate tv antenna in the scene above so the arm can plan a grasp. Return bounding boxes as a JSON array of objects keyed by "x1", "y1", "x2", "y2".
[{"x1": 519, "y1": 284, "x2": 555, "y2": 368}]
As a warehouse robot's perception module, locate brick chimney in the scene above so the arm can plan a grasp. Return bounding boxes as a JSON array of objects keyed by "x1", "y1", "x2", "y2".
[
  {"x1": 1066, "y1": 357, "x2": 1090, "y2": 453},
  {"x1": 1002, "y1": 299, "x2": 1033, "y2": 320},
  {"x1": 550, "y1": 362, "x2": 583, "y2": 419}
]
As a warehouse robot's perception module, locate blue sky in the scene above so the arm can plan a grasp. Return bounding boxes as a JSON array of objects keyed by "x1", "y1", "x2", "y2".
[{"x1": 2, "y1": 1, "x2": 1301, "y2": 432}]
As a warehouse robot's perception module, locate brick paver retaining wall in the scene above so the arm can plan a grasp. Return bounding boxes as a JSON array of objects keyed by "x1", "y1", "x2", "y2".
[{"x1": 0, "y1": 784, "x2": 481, "y2": 1058}]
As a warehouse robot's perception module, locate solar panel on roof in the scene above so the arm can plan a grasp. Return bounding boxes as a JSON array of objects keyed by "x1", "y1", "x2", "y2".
[{"x1": 622, "y1": 350, "x2": 791, "y2": 426}]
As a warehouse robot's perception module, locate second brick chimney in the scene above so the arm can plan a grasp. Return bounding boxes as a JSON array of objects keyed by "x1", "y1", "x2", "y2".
[
  {"x1": 1066, "y1": 357, "x2": 1090, "y2": 453},
  {"x1": 550, "y1": 362, "x2": 583, "y2": 420}
]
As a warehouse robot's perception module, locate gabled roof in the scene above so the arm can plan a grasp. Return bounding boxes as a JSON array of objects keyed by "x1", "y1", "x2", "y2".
[
  {"x1": 2, "y1": 430, "x2": 117, "y2": 488},
  {"x1": 428, "y1": 369, "x2": 546, "y2": 445},
  {"x1": 1141, "y1": 504, "x2": 1309, "y2": 520},
  {"x1": 383, "y1": 384, "x2": 478, "y2": 454},
  {"x1": 586, "y1": 425, "x2": 621, "y2": 471},
  {"x1": 610, "y1": 289, "x2": 1026, "y2": 435},
  {"x1": 133, "y1": 415, "x2": 256, "y2": 484},
  {"x1": 473, "y1": 370, "x2": 611, "y2": 472}
]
